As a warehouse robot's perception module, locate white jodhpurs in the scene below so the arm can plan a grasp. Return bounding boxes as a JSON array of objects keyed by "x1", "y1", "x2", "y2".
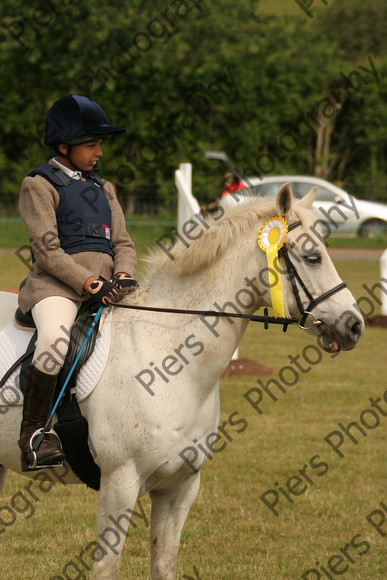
[{"x1": 31, "y1": 296, "x2": 81, "y2": 375}]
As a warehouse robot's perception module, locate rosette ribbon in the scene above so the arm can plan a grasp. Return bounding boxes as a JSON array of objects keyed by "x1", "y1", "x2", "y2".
[{"x1": 258, "y1": 216, "x2": 289, "y2": 318}]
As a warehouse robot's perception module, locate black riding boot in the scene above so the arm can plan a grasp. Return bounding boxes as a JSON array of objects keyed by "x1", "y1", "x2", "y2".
[{"x1": 18, "y1": 363, "x2": 65, "y2": 471}]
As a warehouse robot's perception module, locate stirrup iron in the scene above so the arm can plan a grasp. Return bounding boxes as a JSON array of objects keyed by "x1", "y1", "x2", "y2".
[{"x1": 21, "y1": 428, "x2": 63, "y2": 472}]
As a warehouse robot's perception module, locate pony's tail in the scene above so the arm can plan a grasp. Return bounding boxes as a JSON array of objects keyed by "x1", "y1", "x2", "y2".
[{"x1": 0, "y1": 465, "x2": 8, "y2": 494}]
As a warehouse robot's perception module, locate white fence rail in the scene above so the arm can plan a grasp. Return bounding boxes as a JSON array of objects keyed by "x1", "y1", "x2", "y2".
[
  {"x1": 381, "y1": 249, "x2": 387, "y2": 315},
  {"x1": 175, "y1": 163, "x2": 239, "y2": 361},
  {"x1": 175, "y1": 163, "x2": 200, "y2": 231}
]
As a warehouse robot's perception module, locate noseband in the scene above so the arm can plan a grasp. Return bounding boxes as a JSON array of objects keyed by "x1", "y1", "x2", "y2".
[{"x1": 280, "y1": 221, "x2": 347, "y2": 329}]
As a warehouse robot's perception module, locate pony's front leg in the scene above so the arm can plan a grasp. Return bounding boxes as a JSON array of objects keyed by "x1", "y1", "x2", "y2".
[
  {"x1": 92, "y1": 467, "x2": 141, "y2": 580},
  {"x1": 150, "y1": 472, "x2": 200, "y2": 580}
]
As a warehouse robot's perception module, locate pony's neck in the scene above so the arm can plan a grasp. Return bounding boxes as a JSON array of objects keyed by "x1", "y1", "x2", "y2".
[
  {"x1": 135, "y1": 231, "x2": 268, "y2": 371},
  {"x1": 144, "y1": 234, "x2": 265, "y2": 314}
]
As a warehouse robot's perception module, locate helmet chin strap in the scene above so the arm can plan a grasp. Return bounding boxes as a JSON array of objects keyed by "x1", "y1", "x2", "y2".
[
  {"x1": 67, "y1": 145, "x2": 84, "y2": 173},
  {"x1": 57, "y1": 145, "x2": 88, "y2": 175},
  {"x1": 58, "y1": 139, "x2": 101, "y2": 175}
]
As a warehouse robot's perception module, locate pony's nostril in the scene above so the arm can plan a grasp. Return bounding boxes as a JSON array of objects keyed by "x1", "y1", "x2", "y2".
[{"x1": 351, "y1": 320, "x2": 363, "y2": 337}]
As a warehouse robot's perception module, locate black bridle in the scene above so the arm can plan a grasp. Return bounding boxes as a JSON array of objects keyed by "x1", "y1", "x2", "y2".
[
  {"x1": 280, "y1": 220, "x2": 347, "y2": 329},
  {"x1": 0, "y1": 220, "x2": 350, "y2": 404},
  {"x1": 111, "y1": 219, "x2": 347, "y2": 331}
]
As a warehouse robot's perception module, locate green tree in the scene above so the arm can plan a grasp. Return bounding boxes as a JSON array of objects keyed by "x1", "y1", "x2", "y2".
[
  {"x1": 0, "y1": 0, "x2": 385, "y2": 213},
  {"x1": 318, "y1": 0, "x2": 386, "y2": 60}
]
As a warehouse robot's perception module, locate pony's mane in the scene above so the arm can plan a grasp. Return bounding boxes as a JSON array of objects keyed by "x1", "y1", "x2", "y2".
[{"x1": 135, "y1": 196, "x2": 312, "y2": 294}]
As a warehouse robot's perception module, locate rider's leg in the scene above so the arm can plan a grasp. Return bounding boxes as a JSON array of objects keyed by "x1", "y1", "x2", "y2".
[{"x1": 19, "y1": 296, "x2": 80, "y2": 471}]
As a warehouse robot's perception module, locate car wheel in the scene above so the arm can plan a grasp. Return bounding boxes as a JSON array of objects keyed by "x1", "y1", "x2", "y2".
[{"x1": 359, "y1": 219, "x2": 387, "y2": 238}]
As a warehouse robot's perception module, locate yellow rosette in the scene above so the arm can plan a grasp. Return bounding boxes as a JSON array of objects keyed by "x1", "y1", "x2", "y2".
[{"x1": 258, "y1": 216, "x2": 288, "y2": 317}]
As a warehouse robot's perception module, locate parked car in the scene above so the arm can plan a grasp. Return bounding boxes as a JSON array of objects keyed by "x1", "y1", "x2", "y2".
[{"x1": 220, "y1": 175, "x2": 387, "y2": 238}]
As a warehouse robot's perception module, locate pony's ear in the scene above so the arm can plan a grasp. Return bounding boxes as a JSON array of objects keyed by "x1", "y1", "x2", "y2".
[
  {"x1": 276, "y1": 182, "x2": 293, "y2": 217},
  {"x1": 297, "y1": 187, "x2": 317, "y2": 208}
]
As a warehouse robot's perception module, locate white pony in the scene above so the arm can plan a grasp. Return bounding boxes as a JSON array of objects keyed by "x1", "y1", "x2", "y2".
[{"x1": 0, "y1": 185, "x2": 364, "y2": 579}]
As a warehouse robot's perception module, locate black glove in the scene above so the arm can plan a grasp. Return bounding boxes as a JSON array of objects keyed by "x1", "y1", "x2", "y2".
[
  {"x1": 113, "y1": 273, "x2": 139, "y2": 293},
  {"x1": 88, "y1": 279, "x2": 120, "y2": 306}
]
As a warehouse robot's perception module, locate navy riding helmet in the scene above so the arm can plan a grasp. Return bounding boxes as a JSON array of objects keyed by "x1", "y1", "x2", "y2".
[{"x1": 44, "y1": 94, "x2": 126, "y2": 147}]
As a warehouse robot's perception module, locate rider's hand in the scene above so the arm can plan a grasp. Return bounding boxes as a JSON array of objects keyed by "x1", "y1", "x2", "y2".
[
  {"x1": 87, "y1": 279, "x2": 120, "y2": 306},
  {"x1": 113, "y1": 273, "x2": 139, "y2": 293}
]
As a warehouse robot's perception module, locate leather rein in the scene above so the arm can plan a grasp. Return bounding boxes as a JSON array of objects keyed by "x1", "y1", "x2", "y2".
[{"x1": 112, "y1": 220, "x2": 347, "y2": 332}]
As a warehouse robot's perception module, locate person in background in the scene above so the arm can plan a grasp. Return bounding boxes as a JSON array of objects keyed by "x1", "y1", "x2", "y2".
[{"x1": 221, "y1": 171, "x2": 246, "y2": 197}]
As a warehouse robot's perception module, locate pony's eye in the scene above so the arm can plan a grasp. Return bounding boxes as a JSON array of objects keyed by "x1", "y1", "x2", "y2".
[{"x1": 304, "y1": 254, "x2": 321, "y2": 264}]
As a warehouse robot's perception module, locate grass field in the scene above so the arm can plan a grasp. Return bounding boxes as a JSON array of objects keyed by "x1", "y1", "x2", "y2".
[{"x1": 0, "y1": 223, "x2": 386, "y2": 580}]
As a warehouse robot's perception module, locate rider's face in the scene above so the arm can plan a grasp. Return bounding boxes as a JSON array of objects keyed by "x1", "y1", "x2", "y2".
[{"x1": 58, "y1": 139, "x2": 103, "y2": 172}]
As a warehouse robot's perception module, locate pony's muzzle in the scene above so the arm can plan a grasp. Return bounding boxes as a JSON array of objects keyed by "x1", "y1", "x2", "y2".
[
  {"x1": 348, "y1": 318, "x2": 365, "y2": 344},
  {"x1": 338, "y1": 316, "x2": 365, "y2": 351},
  {"x1": 318, "y1": 314, "x2": 365, "y2": 353}
]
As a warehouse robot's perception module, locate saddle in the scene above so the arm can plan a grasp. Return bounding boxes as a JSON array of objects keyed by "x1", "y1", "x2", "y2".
[
  {"x1": 15, "y1": 299, "x2": 100, "y2": 394},
  {"x1": 11, "y1": 300, "x2": 102, "y2": 490}
]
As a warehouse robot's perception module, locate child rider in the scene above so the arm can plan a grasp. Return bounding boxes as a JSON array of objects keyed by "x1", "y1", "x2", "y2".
[{"x1": 18, "y1": 94, "x2": 137, "y2": 471}]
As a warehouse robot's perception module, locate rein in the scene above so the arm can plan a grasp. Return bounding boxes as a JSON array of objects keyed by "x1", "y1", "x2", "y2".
[
  {"x1": 111, "y1": 303, "x2": 297, "y2": 332},
  {"x1": 111, "y1": 220, "x2": 347, "y2": 332}
]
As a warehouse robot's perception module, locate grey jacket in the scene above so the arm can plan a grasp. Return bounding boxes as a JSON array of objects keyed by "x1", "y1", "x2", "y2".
[{"x1": 18, "y1": 166, "x2": 136, "y2": 313}]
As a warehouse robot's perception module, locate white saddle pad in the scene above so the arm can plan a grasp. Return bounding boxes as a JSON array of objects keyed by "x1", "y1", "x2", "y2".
[{"x1": 0, "y1": 310, "x2": 112, "y2": 407}]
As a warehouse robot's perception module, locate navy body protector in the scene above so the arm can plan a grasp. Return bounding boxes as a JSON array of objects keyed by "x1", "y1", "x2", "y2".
[{"x1": 29, "y1": 164, "x2": 113, "y2": 257}]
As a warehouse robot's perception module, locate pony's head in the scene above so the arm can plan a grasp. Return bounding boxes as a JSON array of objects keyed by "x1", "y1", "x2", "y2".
[
  {"x1": 138, "y1": 183, "x2": 364, "y2": 353},
  {"x1": 267, "y1": 182, "x2": 364, "y2": 352}
]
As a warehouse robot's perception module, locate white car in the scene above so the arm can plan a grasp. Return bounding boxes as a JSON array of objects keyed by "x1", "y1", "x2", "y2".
[{"x1": 221, "y1": 175, "x2": 387, "y2": 238}]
